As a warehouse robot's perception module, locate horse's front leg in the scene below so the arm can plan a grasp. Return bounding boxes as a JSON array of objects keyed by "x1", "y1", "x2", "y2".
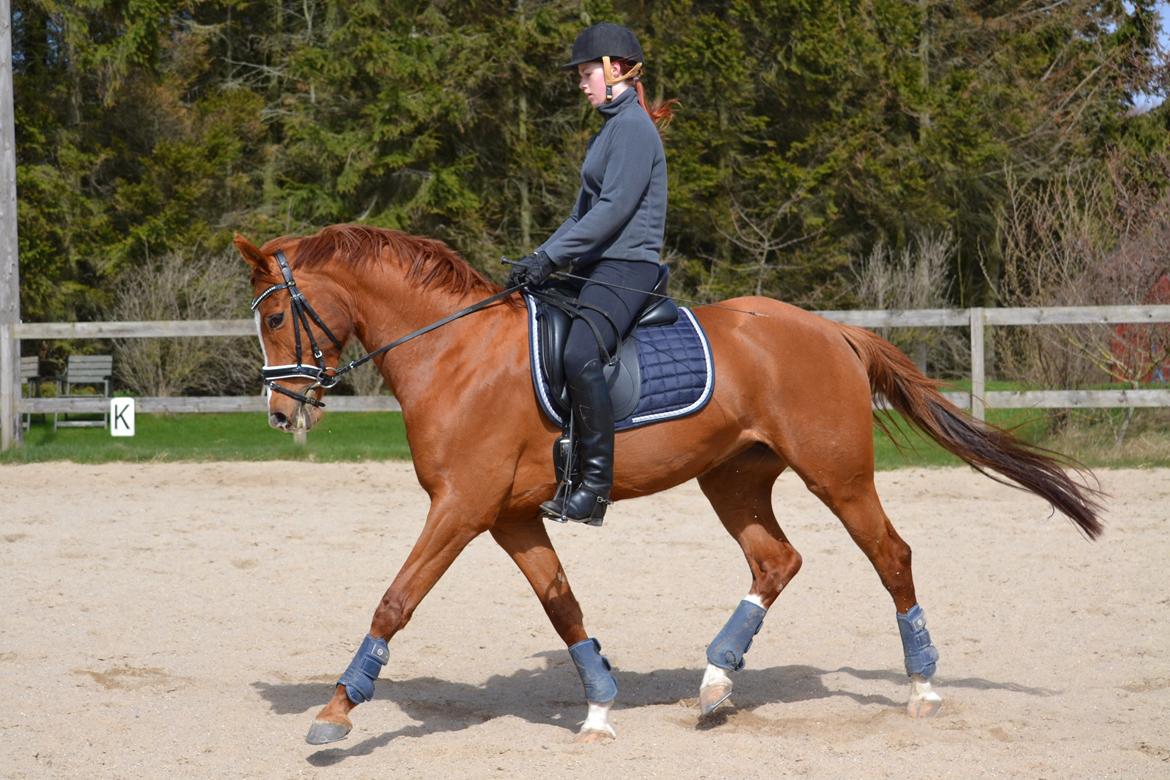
[
  {"x1": 489, "y1": 519, "x2": 618, "y2": 743},
  {"x1": 305, "y1": 491, "x2": 497, "y2": 745}
]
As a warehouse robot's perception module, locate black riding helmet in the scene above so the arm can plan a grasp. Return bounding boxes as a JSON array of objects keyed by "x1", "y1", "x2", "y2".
[{"x1": 563, "y1": 22, "x2": 644, "y2": 69}]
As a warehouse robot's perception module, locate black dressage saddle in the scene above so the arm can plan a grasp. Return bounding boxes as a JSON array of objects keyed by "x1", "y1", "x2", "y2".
[{"x1": 533, "y1": 264, "x2": 678, "y2": 421}]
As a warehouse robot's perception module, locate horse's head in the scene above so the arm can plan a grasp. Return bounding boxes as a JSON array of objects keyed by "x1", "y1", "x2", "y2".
[{"x1": 235, "y1": 234, "x2": 353, "y2": 433}]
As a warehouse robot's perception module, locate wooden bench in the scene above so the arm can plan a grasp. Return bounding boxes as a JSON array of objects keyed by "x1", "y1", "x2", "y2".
[
  {"x1": 55, "y1": 355, "x2": 114, "y2": 429},
  {"x1": 20, "y1": 356, "x2": 40, "y2": 430}
]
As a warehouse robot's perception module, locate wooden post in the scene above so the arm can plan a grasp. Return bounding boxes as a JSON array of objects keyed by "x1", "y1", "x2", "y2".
[
  {"x1": 515, "y1": 0, "x2": 531, "y2": 249},
  {"x1": 1, "y1": 0, "x2": 22, "y2": 450},
  {"x1": 970, "y1": 307, "x2": 986, "y2": 421},
  {"x1": 0, "y1": 323, "x2": 12, "y2": 448}
]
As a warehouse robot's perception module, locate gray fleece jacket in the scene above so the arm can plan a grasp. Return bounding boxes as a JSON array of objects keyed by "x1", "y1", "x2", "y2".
[{"x1": 538, "y1": 88, "x2": 667, "y2": 268}]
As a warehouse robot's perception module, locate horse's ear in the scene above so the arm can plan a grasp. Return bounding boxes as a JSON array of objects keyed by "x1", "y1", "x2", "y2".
[{"x1": 234, "y1": 233, "x2": 271, "y2": 273}]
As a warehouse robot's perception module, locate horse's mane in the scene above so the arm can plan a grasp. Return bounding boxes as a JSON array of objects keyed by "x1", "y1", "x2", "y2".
[{"x1": 263, "y1": 224, "x2": 501, "y2": 298}]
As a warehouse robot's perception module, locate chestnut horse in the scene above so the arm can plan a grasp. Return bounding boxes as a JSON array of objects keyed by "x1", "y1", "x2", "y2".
[{"x1": 235, "y1": 224, "x2": 1101, "y2": 746}]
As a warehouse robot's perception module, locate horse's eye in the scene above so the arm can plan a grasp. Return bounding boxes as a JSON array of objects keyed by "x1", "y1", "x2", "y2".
[{"x1": 265, "y1": 312, "x2": 285, "y2": 329}]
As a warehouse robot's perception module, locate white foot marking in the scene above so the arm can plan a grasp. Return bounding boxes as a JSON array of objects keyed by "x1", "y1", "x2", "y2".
[
  {"x1": 699, "y1": 663, "x2": 735, "y2": 714},
  {"x1": 743, "y1": 593, "x2": 767, "y2": 609},
  {"x1": 906, "y1": 674, "x2": 942, "y2": 717},
  {"x1": 701, "y1": 663, "x2": 733, "y2": 690},
  {"x1": 580, "y1": 700, "x2": 616, "y2": 738}
]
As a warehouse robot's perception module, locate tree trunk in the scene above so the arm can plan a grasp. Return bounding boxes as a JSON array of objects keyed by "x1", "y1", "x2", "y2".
[{"x1": 517, "y1": 91, "x2": 530, "y2": 249}]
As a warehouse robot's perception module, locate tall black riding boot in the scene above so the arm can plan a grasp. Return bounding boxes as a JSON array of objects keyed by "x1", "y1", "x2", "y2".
[{"x1": 541, "y1": 359, "x2": 614, "y2": 526}]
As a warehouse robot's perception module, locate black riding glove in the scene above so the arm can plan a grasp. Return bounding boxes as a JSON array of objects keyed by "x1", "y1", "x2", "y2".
[{"x1": 507, "y1": 250, "x2": 557, "y2": 288}]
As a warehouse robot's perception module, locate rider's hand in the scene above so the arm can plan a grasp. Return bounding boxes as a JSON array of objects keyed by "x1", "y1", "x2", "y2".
[{"x1": 507, "y1": 250, "x2": 556, "y2": 288}]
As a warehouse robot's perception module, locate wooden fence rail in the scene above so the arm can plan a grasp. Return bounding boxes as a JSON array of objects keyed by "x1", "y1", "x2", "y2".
[
  {"x1": 15, "y1": 319, "x2": 256, "y2": 339},
  {"x1": 4, "y1": 305, "x2": 1170, "y2": 449},
  {"x1": 20, "y1": 395, "x2": 401, "y2": 414}
]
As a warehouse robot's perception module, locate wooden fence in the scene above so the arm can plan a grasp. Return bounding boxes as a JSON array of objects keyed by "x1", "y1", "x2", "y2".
[
  {"x1": 3, "y1": 304, "x2": 1170, "y2": 449},
  {"x1": 817, "y1": 305, "x2": 1170, "y2": 419}
]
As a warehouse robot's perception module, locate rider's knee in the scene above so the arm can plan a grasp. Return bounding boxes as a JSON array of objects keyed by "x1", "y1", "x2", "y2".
[{"x1": 562, "y1": 341, "x2": 594, "y2": 383}]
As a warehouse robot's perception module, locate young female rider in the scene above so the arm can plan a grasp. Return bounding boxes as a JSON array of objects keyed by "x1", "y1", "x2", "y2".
[{"x1": 507, "y1": 23, "x2": 675, "y2": 526}]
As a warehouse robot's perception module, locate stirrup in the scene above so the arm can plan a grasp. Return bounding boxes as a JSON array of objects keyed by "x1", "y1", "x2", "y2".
[
  {"x1": 541, "y1": 480, "x2": 574, "y2": 524},
  {"x1": 540, "y1": 486, "x2": 610, "y2": 527}
]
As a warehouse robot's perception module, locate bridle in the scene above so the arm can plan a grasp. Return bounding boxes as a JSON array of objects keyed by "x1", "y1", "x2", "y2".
[
  {"x1": 250, "y1": 250, "x2": 346, "y2": 408},
  {"x1": 250, "y1": 249, "x2": 521, "y2": 409}
]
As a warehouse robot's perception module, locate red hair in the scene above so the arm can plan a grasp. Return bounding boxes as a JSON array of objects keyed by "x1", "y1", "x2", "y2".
[{"x1": 616, "y1": 61, "x2": 679, "y2": 131}]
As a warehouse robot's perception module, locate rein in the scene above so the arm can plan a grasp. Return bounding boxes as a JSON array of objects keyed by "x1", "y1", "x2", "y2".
[
  {"x1": 558, "y1": 270, "x2": 768, "y2": 318},
  {"x1": 252, "y1": 249, "x2": 521, "y2": 408},
  {"x1": 500, "y1": 258, "x2": 768, "y2": 318},
  {"x1": 253, "y1": 251, "x2": 760, "y2": 410}
]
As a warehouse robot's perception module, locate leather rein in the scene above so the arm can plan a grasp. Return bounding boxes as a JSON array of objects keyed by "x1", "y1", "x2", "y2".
[
  {"x1": 251, "y1": 250, "x2": 521, "y2": 408},
  {"x1": 252, "y1": 252, "x2": 763, "y2": 409}
]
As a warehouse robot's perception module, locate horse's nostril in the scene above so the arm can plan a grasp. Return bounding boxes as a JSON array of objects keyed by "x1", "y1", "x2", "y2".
[{"x1": 269, "y1": 412, "x2": 289, "y2": 429}]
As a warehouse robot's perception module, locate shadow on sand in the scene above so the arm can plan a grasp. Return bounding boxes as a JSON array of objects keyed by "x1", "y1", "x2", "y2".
[{"x1": 251, "y1": 653, "x2": 1058, "y2": 767}]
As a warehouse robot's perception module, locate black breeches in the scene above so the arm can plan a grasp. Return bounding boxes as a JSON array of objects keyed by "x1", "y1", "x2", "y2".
[{"x1": 562, "y1": 259, "x2": 661, "y2": 382}]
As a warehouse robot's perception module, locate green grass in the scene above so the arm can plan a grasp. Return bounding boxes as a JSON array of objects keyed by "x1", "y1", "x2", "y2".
[
  {"x1": 3, "y1": 412, "x2": 411, "y2": 463},
  {"x1": 874, "y1": 406, "x2": 1170, "y2": 469},
  {"x1": 4, "y1": 406, "x2": 1167, "y2": 468},
  {"x1": 868, "y1": 377, "x2": 1170, "y2": 469},
  {"x1": 871, "y1": 407, "x2": 1052, "y2": 469}
]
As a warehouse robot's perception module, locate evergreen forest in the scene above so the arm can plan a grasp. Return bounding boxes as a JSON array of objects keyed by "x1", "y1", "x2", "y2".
[{"x1": 10, "y1": 1, "x2": 1169, "y2": 328}]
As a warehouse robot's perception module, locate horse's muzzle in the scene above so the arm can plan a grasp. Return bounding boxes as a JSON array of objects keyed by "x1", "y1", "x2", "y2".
[
  {"x1": 268, "y1": 401, "x2": 318, "y2": 433},
  {"x1": 269, "y1": 411, "x2": 293, "y2": 431}
]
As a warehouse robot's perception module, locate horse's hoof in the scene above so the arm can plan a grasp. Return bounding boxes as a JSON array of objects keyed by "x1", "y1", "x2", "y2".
[
  {"x1": 575, "y1": 727, "x2": 615, "y2": 744},
  {"x1": 906, "y1": 695, "x2": 942, "y2": 718},
  {"x1": 699, "y1": 682, "x2": 733, "y2": 716},
  {"x1": 906, "y1": 676, "x2": 942, "y2": 718},
  {"x1": 306, "y1": 719, "x2": 352, "y2": 745}
]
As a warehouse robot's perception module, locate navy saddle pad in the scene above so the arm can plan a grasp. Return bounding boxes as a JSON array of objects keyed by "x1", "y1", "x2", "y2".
[{"x1": 524, "y1": 294, "x2": 715, "y2": 432}]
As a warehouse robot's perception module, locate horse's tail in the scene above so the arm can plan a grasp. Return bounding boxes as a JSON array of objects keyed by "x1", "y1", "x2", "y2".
[{"x1": 838, "y1": 324, "x2": 1104, "y2": 539}]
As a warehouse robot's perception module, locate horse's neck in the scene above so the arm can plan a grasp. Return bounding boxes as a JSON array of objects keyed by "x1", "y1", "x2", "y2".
[{"x1": 350, "y1": 277, "x2": 506, "y2": 407}]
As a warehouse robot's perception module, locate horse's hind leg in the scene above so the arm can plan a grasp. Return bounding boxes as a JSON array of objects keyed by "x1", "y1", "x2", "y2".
[
  {"x1": 802, "y1": 470, "x2": 942, "y2": 718},
  {"x1": 696, "y1": 446, "x2": 802, "y2": 716},
  {"x1": 490, "y1": 518, "x2": 618, "y2": 743}
]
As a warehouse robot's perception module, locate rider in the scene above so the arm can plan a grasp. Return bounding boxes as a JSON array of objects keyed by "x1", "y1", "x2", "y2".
[{"x1": 508, "y1": 22, "x2": 675, "y2": 526}]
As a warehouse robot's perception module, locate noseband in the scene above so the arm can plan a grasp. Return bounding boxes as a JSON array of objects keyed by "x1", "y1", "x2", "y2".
[{"x1": 251, "y1": 250, "x2": 344, "y2": 408}]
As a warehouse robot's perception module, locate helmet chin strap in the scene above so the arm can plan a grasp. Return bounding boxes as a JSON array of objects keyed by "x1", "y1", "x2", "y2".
[{"x1": 601, "y1": 55, "x2": 643, "y2": 102}]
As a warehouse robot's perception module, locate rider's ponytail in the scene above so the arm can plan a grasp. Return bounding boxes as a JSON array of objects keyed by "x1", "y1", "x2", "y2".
[
  {"x1": 635, "y1": 79, "x2": 679, "y2": 131},
  {"x1": 616, "y1": 61, "x2": 678, "y2": 132}
]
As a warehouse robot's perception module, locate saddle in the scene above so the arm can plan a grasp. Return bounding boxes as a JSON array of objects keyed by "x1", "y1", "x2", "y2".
[
  {"x1": 524, "y1": 266, "x2": 715, "y2": 494},
  {"x1": 532, "y1": 264, "x2": 679, "y2": 421}
]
